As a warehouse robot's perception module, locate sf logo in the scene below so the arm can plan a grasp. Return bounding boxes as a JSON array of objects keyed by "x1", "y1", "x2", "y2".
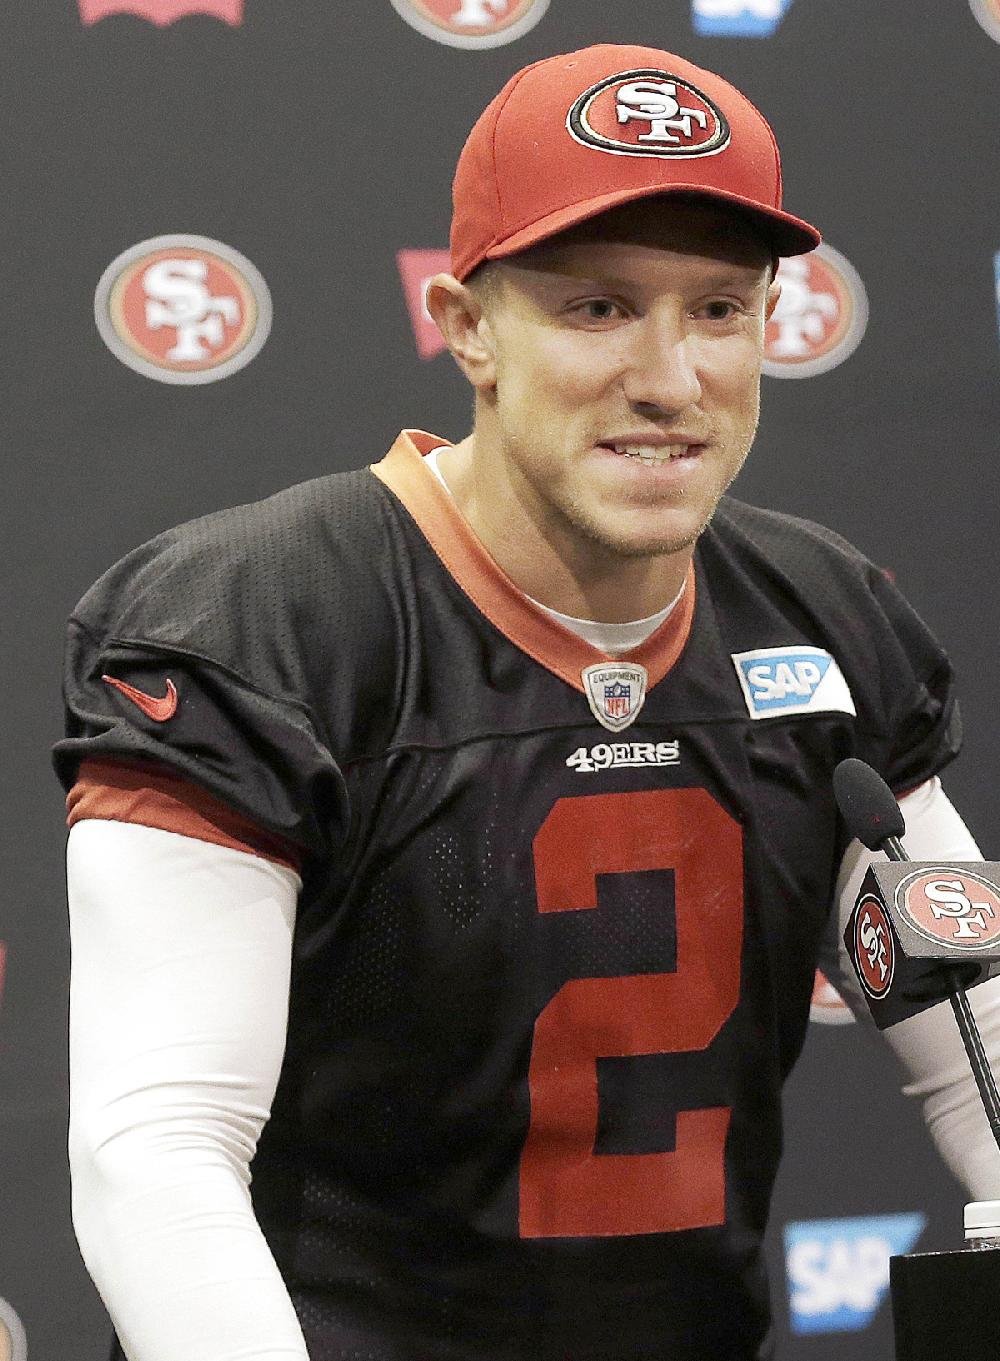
[
  {"x1": 616, "y1": 81, "x2": 708, "y2": 144},
  {"x1": 143, "y1": 259, "x2": 240, "y2": 362},
  {"x1": 767, "y1": 255, "x2": 839, "y2": 357},
  {"x1": 923, "y1": 879, "x2": 996, "y2": 940},
  {"x1": 860, "y1": 911, "x2": 890, "y2": 984},
  {"x1": 451, "y1": 0, "x2": 508, "y2": 23}
]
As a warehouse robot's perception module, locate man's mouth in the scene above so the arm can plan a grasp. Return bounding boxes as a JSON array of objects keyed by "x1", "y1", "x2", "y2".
[{"x1": 599, "y1": 441, "x2": 703, "y2": 466}]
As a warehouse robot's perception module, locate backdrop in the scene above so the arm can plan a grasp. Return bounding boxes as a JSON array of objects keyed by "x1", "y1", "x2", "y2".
[{"x1": 1, "y1": 2, "x2": 999, "y2": 1358}]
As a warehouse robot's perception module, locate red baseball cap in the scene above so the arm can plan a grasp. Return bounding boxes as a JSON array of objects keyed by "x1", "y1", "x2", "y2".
[{"x1": 451, "y1": 43, "x2": 821, "y2": 281}]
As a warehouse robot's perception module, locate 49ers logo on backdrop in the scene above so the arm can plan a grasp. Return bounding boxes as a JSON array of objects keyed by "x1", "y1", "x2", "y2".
[
  {"x1": 763, "y1": 243, "x2": 868, "y2": 379},
  {"x1": 895, "y1": 869, "x2": 1000, "y2": 949},
  {"x1": 0, "y1": 1298, "x2": 27, "y2": 1361},
  {"x1": 79, "y1": 0, "x2": 243, "y2": 22},
  {"x1": 970, "y1": 0, "x2": 1000, "y2": 43},
  {"x1": 94, "y1": 235, "x2": 272, "y2": 384},
  {"x1": 568, "y1": 71, "x2": 730, "y2": 159},
  {"x1": 397, "y1": 249, "x2": 450, "y2": 360},
  {"x1": 809, "y1": 969, "x2": 854, "y2": 1026},
  {"x1": 389, "y1": 0, "x2": 548, "y2": 48}
]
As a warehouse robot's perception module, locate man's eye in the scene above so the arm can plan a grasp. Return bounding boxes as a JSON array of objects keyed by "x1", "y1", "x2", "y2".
[
  {"x1": 573, "y1": 299, "x2": 624, "y2": 321},
  {"x1": 699, "y1": 300, "x2": 743, "y2": 321}
]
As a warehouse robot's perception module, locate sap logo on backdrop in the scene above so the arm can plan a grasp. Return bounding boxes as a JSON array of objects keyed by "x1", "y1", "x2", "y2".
[
  {"x1": 692, "y1": 0, "x2": 794, "y2": 37},
  {"x1": 763, "y1": 243, "x2": 869, "y2": 379},
  {"x1": 994, "y1": 252, "x2": 1000, "y2": 347},
  {"x1": 389, "y1": 0, "x2": 548, "y2": 49},
  {"x1": 0, "y1": 1297, "x2": 27, "y2": 1361},
  {"x1": 785, "y1": 1214, "x2": 925, "y2": 1334},
  {"x1": 79, "y1": 0, "x2": 244, "y2": 23},
  {"x1": 970, "y1": 0, "x2": 1000, "y2": 43},
  {"x1": 809, "y1": 969, "x2": 855, "y2": 1026},
  {"x1": 397, "y1": 250, "x2": 450, "y2": 360},
  {"x1": 94, "y1": 235, "x2": 272, "y2": 384}
]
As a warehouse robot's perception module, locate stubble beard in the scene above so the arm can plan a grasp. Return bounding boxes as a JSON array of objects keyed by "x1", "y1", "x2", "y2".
[
  {"x1": 527, "y1": 438, "x2": 754, "y2": 566},
  {"x1": 492, "y1": 388, "x2": 759, "y2": 568}
]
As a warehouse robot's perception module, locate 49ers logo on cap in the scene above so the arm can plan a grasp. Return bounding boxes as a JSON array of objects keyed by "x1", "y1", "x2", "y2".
[
  {"x1": 94, "y1": 235, "x2": 272, "y2": 385},
  {"x1": 389, "y1": 0, "x2": 548, "y2": 49},
  {"x1": 895, "y1": 869, "x2": 1000, "y2": 949},
  {"x1": 568, "y1": 70, "x2": 730, "y2": 159}
]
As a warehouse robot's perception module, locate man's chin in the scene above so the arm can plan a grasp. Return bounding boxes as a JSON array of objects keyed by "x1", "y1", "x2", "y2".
[
  {"x1": 577, "y1": 520, "x2": 703, "y2": 563},
  {"x1": 580, "y1": 500, "x2": 710, "y2": 558}
]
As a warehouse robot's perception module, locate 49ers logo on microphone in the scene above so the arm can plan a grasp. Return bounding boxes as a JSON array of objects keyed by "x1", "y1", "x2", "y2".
[
  {"x1": 854, "y1": 895, "x2": 895, "y2": 999},
  {"x1": 79, "y1": 0, "x2": 243, "y2": 23},
  {"x1": 896, "y1": 870, "x2": 1000, "y2": 949},
  {"x1": 94, "y1": 235, "x2": 272, "y2": 385},
  {"x1": 568, "y1": 71, "x2": 730, "y2": 159},
  {"x1": 764, "y1": 243, "x2": 868, "y2": 379},
  {"x1": 389, "y1": 0, "x2": 548, "y2": 48}
]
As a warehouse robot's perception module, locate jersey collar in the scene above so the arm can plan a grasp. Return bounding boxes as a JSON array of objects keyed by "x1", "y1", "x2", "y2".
[{"x1": 371, "y1": 430, "x2": 696, "y2": 695}]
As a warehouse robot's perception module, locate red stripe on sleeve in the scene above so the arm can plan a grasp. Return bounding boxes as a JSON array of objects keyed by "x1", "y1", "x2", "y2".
[{"x1": 66, "y1": 757, "x2": 302, "y2": 873}]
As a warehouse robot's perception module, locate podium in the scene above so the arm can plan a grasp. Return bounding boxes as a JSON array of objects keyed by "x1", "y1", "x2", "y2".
[{"x1": 890, "y1": 1247, "x2": 1000, "y2": 1359}]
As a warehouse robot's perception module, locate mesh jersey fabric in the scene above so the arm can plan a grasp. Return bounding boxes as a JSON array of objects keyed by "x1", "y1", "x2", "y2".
[{"x1": 55, "y1": 430, "x2": 962, "y2": 1361}]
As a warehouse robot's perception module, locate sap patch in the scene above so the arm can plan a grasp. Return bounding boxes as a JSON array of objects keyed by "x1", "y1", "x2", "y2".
[{"x1": 732, "y1": 645, "x2": 856, "y2": 719}]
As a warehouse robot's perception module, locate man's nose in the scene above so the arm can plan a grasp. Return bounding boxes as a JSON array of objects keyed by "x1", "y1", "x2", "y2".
[{"x1": 621, "y1": 314, "x2": 702, "y2": 414}]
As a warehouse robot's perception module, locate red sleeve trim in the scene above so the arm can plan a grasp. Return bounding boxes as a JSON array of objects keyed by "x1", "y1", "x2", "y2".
[{"x1": 66, "y1": 757, "x2": 302, "y2": 874}]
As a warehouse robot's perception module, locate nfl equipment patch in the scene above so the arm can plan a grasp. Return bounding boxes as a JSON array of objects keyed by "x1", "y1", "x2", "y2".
[
  {"x1": 581, "y1": 662, "x2": 648, "y2": 732},
  {"x1": 732, "y1": 646, "x2": 856, "y2": 719}
]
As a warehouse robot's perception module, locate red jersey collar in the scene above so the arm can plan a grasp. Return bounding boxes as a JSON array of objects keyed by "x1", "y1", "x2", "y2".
[{"x1": 371, "y1": 430, "x2": 695, "y2": 694}]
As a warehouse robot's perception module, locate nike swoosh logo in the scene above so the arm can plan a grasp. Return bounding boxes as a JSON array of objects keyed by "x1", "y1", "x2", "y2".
[{"x1": 102, "y1": 675, "x2": 179, "y2": 722}]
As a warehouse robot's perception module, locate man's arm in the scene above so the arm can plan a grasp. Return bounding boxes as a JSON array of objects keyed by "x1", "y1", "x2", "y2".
[
  {"x1": 819, "y1": 778, "x2": 1000, "y2": 1197},
  {"x1": 67, "y1": 818, "x2": 311, "y2": 1361}
]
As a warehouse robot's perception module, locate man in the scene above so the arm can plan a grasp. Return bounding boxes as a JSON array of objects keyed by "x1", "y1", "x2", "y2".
[{"x1": 56, "y1": 43, "x2": 1000, "y2": 1361}]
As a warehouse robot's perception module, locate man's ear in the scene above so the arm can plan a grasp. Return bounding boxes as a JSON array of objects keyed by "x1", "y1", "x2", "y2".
[
  {"x1": 764, "y1": 276, "x2": 781, "y2": 322},
  {"x1": 425, "y1": 274, "x2": 497, "y2": 390}
]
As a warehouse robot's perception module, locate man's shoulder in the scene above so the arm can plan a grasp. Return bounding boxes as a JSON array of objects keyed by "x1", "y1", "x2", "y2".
[
  {"x1": 69, "y1": 464, "x2": 394, "y2": 663},
  {"x1": 709, "y1": 496, "x2": 870, "y2": 573},
  {"x1": 704, "y1": 496, "x2": 879, "y2": 612}
]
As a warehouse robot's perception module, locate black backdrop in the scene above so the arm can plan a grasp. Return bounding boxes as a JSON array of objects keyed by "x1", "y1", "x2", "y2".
[{"x1": 1, "y1": 2, "x2": 998, "y2": 1357}]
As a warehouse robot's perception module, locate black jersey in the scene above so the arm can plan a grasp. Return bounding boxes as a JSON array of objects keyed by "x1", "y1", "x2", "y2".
[{"x1": 55, "y1": 430, "x2": 960, "y2": 1361}]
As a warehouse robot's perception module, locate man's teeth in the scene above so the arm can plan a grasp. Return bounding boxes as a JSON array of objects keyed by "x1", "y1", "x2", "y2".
[{"x1": 610, "y1": 443, "x2": 693, "y2": 464}]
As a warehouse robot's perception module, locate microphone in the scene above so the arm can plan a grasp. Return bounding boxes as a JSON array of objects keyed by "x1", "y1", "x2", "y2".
[
  {"x1": 833, "y1": 756, "x2": 906, "y2": 859},
  {"x1": 833, "y1": 757, "x2": 1000, "y2": 1157}
]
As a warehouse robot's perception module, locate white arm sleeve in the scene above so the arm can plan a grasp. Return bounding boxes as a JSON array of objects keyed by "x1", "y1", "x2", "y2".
[
  {"x1": 819, "y1": 778, "x2": 1000, "y2": 1198},
  {"x1": 67, "y1": 818, "x2": 311, "y2": 1361}
]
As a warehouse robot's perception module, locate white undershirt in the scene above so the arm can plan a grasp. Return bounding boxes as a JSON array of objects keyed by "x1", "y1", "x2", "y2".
[{"x1": 423, "y1": 446, "x2": 684, "y2": 652}]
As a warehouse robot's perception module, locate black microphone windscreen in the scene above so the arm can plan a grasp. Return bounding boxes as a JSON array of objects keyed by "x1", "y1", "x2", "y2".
[{"x1": 833, "y1": 757, "x2": 906, "y2": 851}]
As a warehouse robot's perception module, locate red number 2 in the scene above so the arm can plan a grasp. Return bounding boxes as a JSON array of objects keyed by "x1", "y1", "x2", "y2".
[{"x1": 519, "y1": 788, "x2": 744, "y2": 1238}]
